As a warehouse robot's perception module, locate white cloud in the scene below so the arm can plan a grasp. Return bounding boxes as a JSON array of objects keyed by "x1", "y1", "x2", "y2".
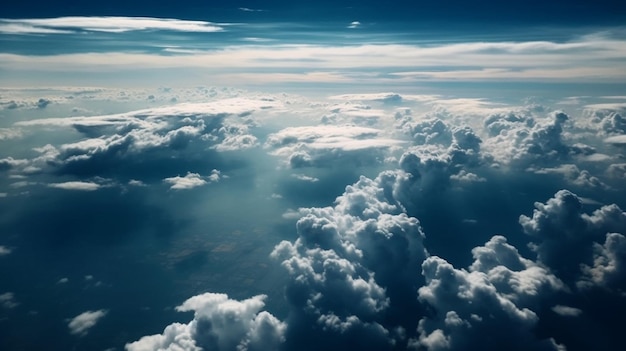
[
  {"x1": 520, "y1": 190, "x2": 626, "y2": 286},
  {"x1": 348, "y1": 21, "x2": 361, "y2": 29},
  {"x1": 291, "y1": 173, "x2": 319, "y2": 182},
  {"x1": 164, "y1": 172, "x2": 208, "y2": 190},
  {"x1": 329, "y1": 93, "x2": 439, "y2": 103},
  {"x1": 551, "y1": 305, "x2": 583, "y2": 317},
  {"x1": 126, "y1": 293, "x2": 285, "y2": 351},
  {"x1": 0, "y1": 292, "x2": 19, "y2": 309},
  {"x1": 0, "y1": 128, "x2": 22, "y2": 140},
  {"x1": 604, "y1": 134, "x2": 626, "y2": 145},
  {"x1": 0, "y1": 246, "x2": 12, "y2": 256},
  {"x1": 271, "y1": 173, "x2": 428, "y2": 349},
  {"x1": 579, "y1": 232, "x2": 626, "y2": 290},
  {"x1": 48, "y1": 181, "x2": 102, "y2": 191},
  {"x1": 413, "y1": 236, "x2": 564, "y2": 350},
  {"x1": 68, "y1": 309, "x2": 107, "y2": 336},
  {"x1": 0, "y1": 17, "x2": 223, "y2": 34},
  {"x1": 2, "y1": 32, "x2": 625, "y2": 83},
  {"x1": 266, "y1": 125, "x2": 403, "y2": 168}
]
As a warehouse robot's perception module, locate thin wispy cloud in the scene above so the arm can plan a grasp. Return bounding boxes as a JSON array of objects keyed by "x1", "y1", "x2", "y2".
[
  {"x1": 0, "y1": 17, "x2": 224, "y2": 34},
  {"x1": 1, "y1": 34, "x2": 625, "y2": 83}
]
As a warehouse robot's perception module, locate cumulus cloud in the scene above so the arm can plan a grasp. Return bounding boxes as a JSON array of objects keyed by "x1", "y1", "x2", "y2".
[
  {"x1": 413, "y1": 235, "x2": 564, "y2": 351},
  {"x1": 163, "y1": 173, "x2": 206, "y2": 190},
  {"x1": 271, "y1": 173, "x2": 428, "y2": 349},
  {"x1": 68, "y1": 309, "x2": 107, "y2": 336},
  {"x1": 579, "y1": 232, "x2": 626, "y2": 290},
  {"x1": 125, "y1": 293, "x2": 285, "y2": 351},
  {"x1": 14, "y1": 98, "x2": 278, "y2": 180},
  {"x1": 520, "y1": 190, "x2": 626, "y2": 285}
]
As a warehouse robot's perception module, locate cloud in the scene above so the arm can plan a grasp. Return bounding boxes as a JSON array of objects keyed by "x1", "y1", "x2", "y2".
[
  {"x1": 2, "y1": 31, "x2": 626, "y2": 84},
  {"x1": 0, "y1": 17, "x2": 223, "y2": 34},
  {"x1": 519, "y1": 190, "x2": 626, "y2": 285},
  {"x1": 0, "y1": 246, "x2": 11, "y2": 256},
  {"x1": 348, "y1": 21, "x2": 361, "y2": 29},
  {"x1": 14, "y1": 98, "x2": 278, "y2": 180},
  {"x1": 0, "y1": 157, "x2": 28, "y2": 171},
  {"x1": 530, "y1": 164, "x2": 608, "y2": 189},
  {"x1": 239, "y1": 7, "x2": 265, "y2": 12},
  {"x1": 604, "y1": 134, "x2": 626, "y2": 146},
  {"x1": 48, "y1": 181, "x2": 102, "y2": 191},
  {"x1": 266, "y1": 125, "x2": 403, "y2": 168},
  {"x1": 329, "y1": 93, "x2": 439, "y2": 104},
  {"x1": 68, "y1": 309, "x2": 107, "y2": 336},
  {"x1": 413, "y1": 235, "x2": 564, "y2": 351},
  {"x1": 579, "y1": 232, "x2": 626, "y2": 290},
  {"x1": 271, "y1": 173, "x2": 428, "y2": 349},
  {"x1": 0, "y1": 128, "x2": 22, "y2": 141},
  {"x1": 551, "y1": 305, "x2": 583, "y2": 317},
  {"x1": 125, "y1": 293, "x2": 285, "y2": 351},
  {"x1": 163, "y1": 172, "x2": 213, "y2": 190},
  {"x1": 0, "y1": 292, "x2": 19, "y2": 309}
]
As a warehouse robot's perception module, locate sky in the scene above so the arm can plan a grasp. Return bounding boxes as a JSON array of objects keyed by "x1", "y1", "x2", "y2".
[{"x1": 1, "y1": 1, "x2": 626, "y2": 351}]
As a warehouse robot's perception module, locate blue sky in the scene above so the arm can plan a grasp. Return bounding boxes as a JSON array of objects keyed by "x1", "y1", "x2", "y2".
[{"x1": 1, "y1": 2, "x2": 626, "y2": 351}]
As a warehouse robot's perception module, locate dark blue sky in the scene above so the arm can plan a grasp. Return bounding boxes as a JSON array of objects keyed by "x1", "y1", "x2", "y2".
[{"x1": 2, "y1": 0, "x2": 625, "y2": 26}]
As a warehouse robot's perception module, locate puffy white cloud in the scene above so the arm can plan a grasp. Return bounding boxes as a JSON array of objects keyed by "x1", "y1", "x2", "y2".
[
  {"x1": 14, "y1": 98, "x2": 278, "y2": 180},
  {"x1": 271, "y1": 173, "x2": 428, "y2": 349},
  {"x1": 0, "y1": 157, "x2": 28, "y2": 171},
  {"x1": 482, "y1": 110, "x2": 579, "y2": 168},
  {"x1": 125, "y1": 293, "x2": 285, "y2": 351},
  {"x1": 68, "y1": 309, "x2": 108, "y2": 336},
  {"x1": 579, "y1": 233, "x2": 626, "y2": 290},
  {"x1": 163, "y1": 172, "x2": 218, "y2": 190},
  {"x1": 607, "y1": 163, "x2": 626, "y2": 179},
  {"x1": 520, "y1": 190, "x2": 626, "y2": 285},
  {"x1": 413, "y1": 236, "x2": 564, "y2": 351}
]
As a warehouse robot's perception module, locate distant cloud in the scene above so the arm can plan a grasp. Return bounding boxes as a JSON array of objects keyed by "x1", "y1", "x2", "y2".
[
  {"x1": 266, "y1": 125, "x2": 403, "y2": 168},
  {"x1": 551, "y1": 305, "x2": 583, "y2": 317},
  {"x1": 348, "y1": 21, "x2": 361, "y2": 29},
  {"x1": 0, "y1": 292, "x2": 19, "y2": 309},
  {"x1": 3, "y1": 32, "x2": 625, "y2": 84},
  {"x1": 0, "y1": 246, "x2": 11, "y2": 256},
  {"x1": 605, "y1": 135, "x2": 626, "y2": 145},
  {"x1": 239, "y1": 7, "x2": 265, "y2": 12},
  {"x1": 48, "y1": 181, "x2": 102, "y2": 191},
  {"x1": 163, "y1": 170, "x2": 219, "y2": 190},
  {"x1": 68, "y1": 309, "x2": 107, "y2": 336},
  {"x1": 0, "y1": 17, "x2": 223, "y2": 34}
]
